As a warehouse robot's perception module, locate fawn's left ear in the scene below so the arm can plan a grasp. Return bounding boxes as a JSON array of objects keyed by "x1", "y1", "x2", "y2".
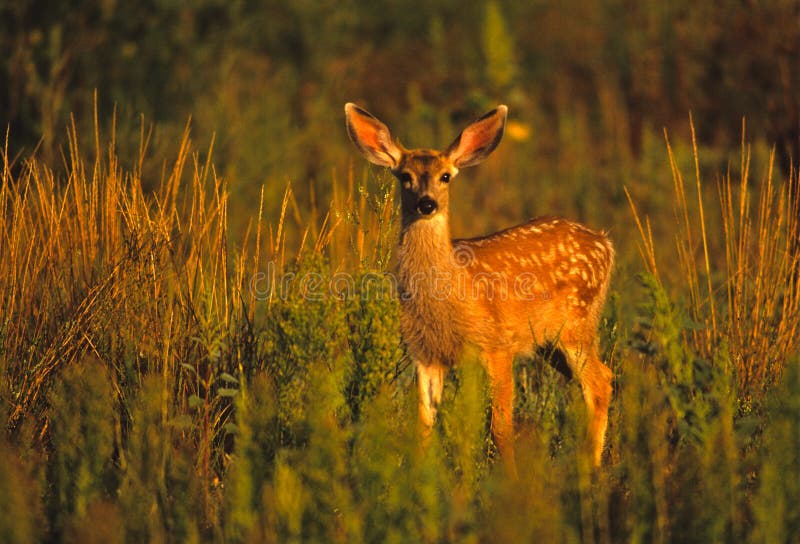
[
  {"x1": 446, "y1": 105, "x2": 507, "y2": 168},
  {"x1": 345, "y1": 103, "x2": 404, "y2": 168}
]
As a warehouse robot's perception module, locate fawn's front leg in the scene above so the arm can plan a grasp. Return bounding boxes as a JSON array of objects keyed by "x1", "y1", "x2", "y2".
[
  {"x1": 485, "y1": 351, "x2": 518, "y2": 477},
  {"x1": 416, "y1": 361, "x2": 445, "y2": 435}
]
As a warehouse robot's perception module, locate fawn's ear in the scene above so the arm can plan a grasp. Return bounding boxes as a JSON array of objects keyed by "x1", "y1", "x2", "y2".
[
  {"x1": 345, "y1": 103, "x2": 404, "y2": 168},
  {"x1": 446, "y1": 105, "x2": 507, "y2": 168}
]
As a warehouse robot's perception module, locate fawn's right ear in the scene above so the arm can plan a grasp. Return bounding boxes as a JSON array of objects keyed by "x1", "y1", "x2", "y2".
[{"x1": 345, "y1": 103, "x2": 404, "y2": 168}]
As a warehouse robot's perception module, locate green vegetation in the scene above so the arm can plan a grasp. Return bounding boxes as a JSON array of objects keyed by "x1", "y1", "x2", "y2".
[{"x1": 1, "y1": 1, "x2": 799, "y2": 542}]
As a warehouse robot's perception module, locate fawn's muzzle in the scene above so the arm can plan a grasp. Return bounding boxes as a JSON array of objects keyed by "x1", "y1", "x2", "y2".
[{"x1": 417, "y1": 197, "x2": 438, "y2": 215}]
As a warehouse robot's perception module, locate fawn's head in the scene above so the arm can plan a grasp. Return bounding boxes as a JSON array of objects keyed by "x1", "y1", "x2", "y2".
[{"x1": 345, "y1": 103, "x2": 507, "y2": 224}]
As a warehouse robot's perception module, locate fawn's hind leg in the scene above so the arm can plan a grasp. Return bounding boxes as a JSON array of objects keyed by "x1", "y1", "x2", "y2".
[{"x1": 563, "y1": 345, "x2": 613, "y2": 466}]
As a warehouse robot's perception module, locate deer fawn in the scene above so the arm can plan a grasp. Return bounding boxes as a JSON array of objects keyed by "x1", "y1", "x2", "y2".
[{"x1": 345, "y1": 102, "x2": 614, "y2": 471}]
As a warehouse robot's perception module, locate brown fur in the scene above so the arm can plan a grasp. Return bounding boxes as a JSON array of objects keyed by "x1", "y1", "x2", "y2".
[{"x1": 345, "y1": 103, "x2": 614, "y2": 471}]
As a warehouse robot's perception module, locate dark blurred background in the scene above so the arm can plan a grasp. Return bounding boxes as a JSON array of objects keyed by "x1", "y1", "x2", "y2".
[{"x1": 2, "y1": 0, "x2": 798, "y2": 236}]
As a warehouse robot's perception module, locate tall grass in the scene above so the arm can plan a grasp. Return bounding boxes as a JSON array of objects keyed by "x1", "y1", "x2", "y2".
[
  {"x1": 627, "y1": 118, "x2": 800, "y2": 400},
  {"x1": 0, "y1": 116, "x2": 797, "y2": 541}
]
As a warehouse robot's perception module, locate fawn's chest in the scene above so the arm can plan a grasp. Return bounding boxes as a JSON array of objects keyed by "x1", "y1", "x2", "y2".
[{"x1": 395, "y1": 219, "x2": 469, "y2": 364}]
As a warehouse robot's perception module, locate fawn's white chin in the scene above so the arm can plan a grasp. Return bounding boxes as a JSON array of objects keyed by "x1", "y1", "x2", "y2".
[{"x1": 418, "y1": 209, "x2": 444, "y2": 220}]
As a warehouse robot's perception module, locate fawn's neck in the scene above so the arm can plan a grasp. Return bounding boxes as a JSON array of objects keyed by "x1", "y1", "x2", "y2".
[
  {"x1": 396, "y1": 212, "x2": 471, "y2": 365},
  {"x1": 397, "y1": 213, "x2": 454, "y2": 278}
]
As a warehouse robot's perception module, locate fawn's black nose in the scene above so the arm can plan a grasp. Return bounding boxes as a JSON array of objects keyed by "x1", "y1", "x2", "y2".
[{"x1": 417, "y1": 197, "x2": 438, "y2": 215}]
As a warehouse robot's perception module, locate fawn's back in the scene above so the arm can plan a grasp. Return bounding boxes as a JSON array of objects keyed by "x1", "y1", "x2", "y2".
[{"x1": 453, "y1": 216, "x2": 614, "y2": 357}]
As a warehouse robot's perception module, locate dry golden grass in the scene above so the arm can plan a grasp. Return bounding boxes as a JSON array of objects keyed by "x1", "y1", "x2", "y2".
[
  {"x1": 627, "y1": 118, "x2": 799, "y2": 397},
  {"x1": 0, "y1": 110, "x2": 392, "y2": 436}
]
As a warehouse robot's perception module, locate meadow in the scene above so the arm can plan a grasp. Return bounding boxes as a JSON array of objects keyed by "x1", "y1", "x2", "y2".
[
  {"x1": 1, "y1": 1, "x2": 799, "y2": 542},
  {"x1": 0, "y1": 106, "x2": 797, "y2": 542}
]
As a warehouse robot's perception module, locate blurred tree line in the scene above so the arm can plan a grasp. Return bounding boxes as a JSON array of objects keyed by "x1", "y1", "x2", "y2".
[{"x1": 1, "y1": 0, "x2": 798, "y2": 186}]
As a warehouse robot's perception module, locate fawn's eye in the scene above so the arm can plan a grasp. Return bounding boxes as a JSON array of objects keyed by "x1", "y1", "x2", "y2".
[
  {"x1": 440, "y1": 173, "x2": 451, "y2": 183},
  {"x1": 399, "y1": 172, "x2": 412, "y2": 188}
]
